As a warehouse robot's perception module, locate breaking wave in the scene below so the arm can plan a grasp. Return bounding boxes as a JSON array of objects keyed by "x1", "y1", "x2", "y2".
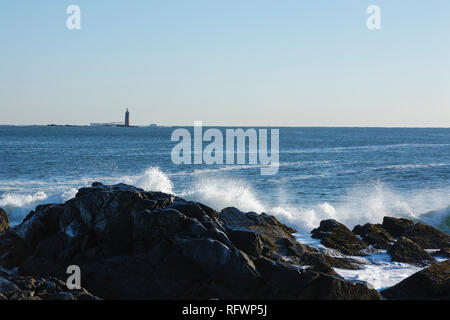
[
  {"x1": 179, "y1": 178, "x2": 266, "y2": 214},
  {"x1": 174, "y1": 175, "x2": 450, "y2": 234},
  {"x1": 420, "y1": 206, "x2": 450, "y2": 234},
  {"x1": 121, "y1": 167, "x2": 174, "y2": 194},
  {"x1": 0, "y1": 167, "x2": 449, "y2": 234},
  {"x1": 0, "y1": 189, "x2": 77, "y2": 225}
]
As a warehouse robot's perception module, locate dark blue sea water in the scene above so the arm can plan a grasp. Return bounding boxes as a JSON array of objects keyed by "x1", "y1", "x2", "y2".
[{"x1": 0, "y1": 126, "x2": 449, "y2": 234}]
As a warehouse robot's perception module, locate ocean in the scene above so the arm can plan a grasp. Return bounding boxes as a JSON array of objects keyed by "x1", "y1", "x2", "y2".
[{"x1": 0, "y1": 126, "x2": 449, "y2": 290}]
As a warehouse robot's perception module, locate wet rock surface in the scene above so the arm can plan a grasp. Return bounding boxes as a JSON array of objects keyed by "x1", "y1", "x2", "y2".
[
  {"x1": 309, "y1": 215, "x2": 449, "y2": 299},
  {"x1": 0, "y1": 269, "x2": 99, "y2": 300},
  {"x1": 381, "y1": 217, "x2": 415, "y2": 238},
  {"x1": 387, "y1": 237, "x2": 436, "y2": 266},
  {"x1": 352, "y1": 223, "x2": 394, "y2": 249},
  {"x1": 219, "y1": 208, "x2": 362, "y2": 272},
  {"x1": 315, "y1": 216, "x2": 448, "y2": 262},
  {"x1": 1, "y1": 183, "x2": 448, "y2": 300},
  {"x1": 311, "y1": 219, "x2": 369, "y2": 256},
  {"x1": 381, "y1": 260, "x2": 450, "y2": 300},
  {"x1": 436, "y1": 248, "x2": 450, "y2": 258},
  {"x1": 0, "y1": 183, "x2": 380, "y2": 300},
  {"x1": 403, "y1": 222, "x2": 450, "y2": 249}
]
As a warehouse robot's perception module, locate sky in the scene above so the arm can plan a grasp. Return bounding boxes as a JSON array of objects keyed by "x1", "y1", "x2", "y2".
[{"x1": 0, "y1": 1, "x2": 449, "y2": 127}]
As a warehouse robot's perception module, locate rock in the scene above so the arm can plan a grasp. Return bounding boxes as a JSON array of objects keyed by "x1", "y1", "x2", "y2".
[
  {"x1": 0, "y1": 208, "x2": 9, "y2": 233},
  {"x1": 220, "y1": 208, "x2": 363, "y2": 272},
  {"x1": 225, "y1": 227, "x2": 264, "y2": 258},
  {"x1": 435, "y1": 248, "x2": 450, "y2": 258},
  {"x1": 381, "y1": 260, "x2": 450, "y2": 300},
  {"x1": 0, "y1": 271, "x2": 99, "y2": 300},
  {"x1": 403, "y1": 222, "x2": 449, "y2": 249},
  {"x1": 12, "y1": 204, "x2": 64, "y2": 245},
  {"x1": 0, "y1": 230, "x2": 30, "y2": 269},
  {"x1": 0, "y1": 275, "x2": 21, "y2": 295},
  {"x1": 353, "y1": 223, "x2": 395, "y2": 249},
  {"x1": 295, "y1": 272, "x2": 381, "y2": 300},
  {"x1": 254, "y1": 257, "x2": 381, "y2": 300},
  {"x1": 1, "y1": 182, "x2": 378, "y2": 300},
  {"x1": 220, "y1": 207, "x2": 310, "y2": 260},
  {"x1": 387, "y1": 237, "x2": 436, "y2": 266},
  {"x1": 381, "y1": 216, "x2": 414, "y2": 238},
  {"x1": 379, "y1": 217, "x2": 449, "y2": 250},
  {"x1": 311, "y1": 219, "x2": 368, "y2": 256}
]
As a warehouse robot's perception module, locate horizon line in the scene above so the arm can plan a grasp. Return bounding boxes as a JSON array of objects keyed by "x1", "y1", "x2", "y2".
[{"x1": 0, "y1": 124, "x2": 449, "y2": 129}]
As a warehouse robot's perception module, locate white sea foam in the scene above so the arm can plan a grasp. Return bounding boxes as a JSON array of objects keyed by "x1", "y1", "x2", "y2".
[
  {"x1": 0, "y1": 166, "x2": 448, "y2": 292},
  {"x1": 263, "y1": 182, "x2": 450, "y2": 232},
  {"x1": 179, "y1": 177, "x2": 266, "y2": 213},
  {"x1": 121, "y1": 167, "x2": 174, "y2": 194},
  {"x1": 172, "y1": 175, "x2": 449, "y2": 234},
  {"x1": 0, "y1": 191, "x2": 48, "y2": 208},
  {"x1": 0, "y1": 191, "x2": 48, "y2": 224},
  {"x1": 0, "y1": 167, "x2": 174, "y2": 225},
  {"x1": 0, "y1": 187, "x2": 79, "y2": 225},
  {"x1": 61, "y1": 188, "x2": 78, "y2": 200},
  {"x1": 334, "y1": 251, "x2": 425, "y2": 291},
  {"x1": 1, "y1": 167, "x2": 449, "y2": 234}
]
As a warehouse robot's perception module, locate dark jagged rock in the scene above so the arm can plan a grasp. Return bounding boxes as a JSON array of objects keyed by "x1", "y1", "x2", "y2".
[
  {"x1": 0, "y1": 230, "x2": 30, "y2": 269},
  {"x1": 311, "y1": 219, "x2": 369, "y2": 256},
  {"x1": 353, "y1": 223, "x2": 395, "y2": 249},
  {"x1": 0, "y1": 183, "x2": 380, "y2": 300},
  {"x1": 220, "y1": 207, "x2": 311, "y2": 260},
  {"x1": 381, "y1": 260, "x2": 450, "y2": 300},
  {"x1": 380, "y1": 216, "x2": 449, "y2": 251},
  {"x1": 403, "y1": 222, "x2": 450, "y2": 249},
  {"x1": 381, "y1": 217, "x2": 414, "y2": 238},
  {"x1": 436, "y1": 248, "x2": 450, "y2": 258},
  {"x1": 387, "y1": 237, "x2": 436, "y2": 266},
  {"x1": 253, "y1": 257, "x2": 380, "y2": 300},
  {"x1": 219, "y1": 208, "x2": 363, "y2": 272},
  {"x1": 13, "y1": 204, "x2": 64, "y2": 246},
  {"x1": 379, "y1": 217, "x2": 449, "y2": 250},
  {"x1": 0, "y1": 208, "x2": 9, "y2": 233},
  {"x1": 0, "y1": 269, "x2": 99, "y2": 300}
]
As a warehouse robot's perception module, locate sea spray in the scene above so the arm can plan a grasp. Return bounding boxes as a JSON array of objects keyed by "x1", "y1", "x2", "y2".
[
  {"x1": 1, "y1": 167, "x2": 449, "y2": 234},
  {"x1": 179, "y1": 177, "x2": 266, "y2": 214},
  {"x1": 0, "y1": 191, "x2": 48, "y2": 209},
  {"x1": 420, "y1": 206, "x2": 450, "y2": 234},
  {"x1": 123, "y1": 167, "x2": 174, "y2": 194},
  {"x1": 0, "y1": 190, "x2": 76, "y2": 225}
]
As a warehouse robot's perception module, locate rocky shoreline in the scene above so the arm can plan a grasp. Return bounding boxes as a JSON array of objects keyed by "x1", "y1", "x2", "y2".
[{"x1": 0, "y1": 183, "x2": 448, "y2": 300}]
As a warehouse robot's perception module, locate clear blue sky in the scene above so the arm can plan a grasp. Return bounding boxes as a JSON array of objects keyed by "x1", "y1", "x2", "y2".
[{"x1": 0, "y1": 1, "x2": 449, "y2": 126}]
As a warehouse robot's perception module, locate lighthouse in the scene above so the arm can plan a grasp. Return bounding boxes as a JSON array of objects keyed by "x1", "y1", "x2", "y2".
[{"x1": 125, "y1": 108, "x2": 130, "y2": 127}]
